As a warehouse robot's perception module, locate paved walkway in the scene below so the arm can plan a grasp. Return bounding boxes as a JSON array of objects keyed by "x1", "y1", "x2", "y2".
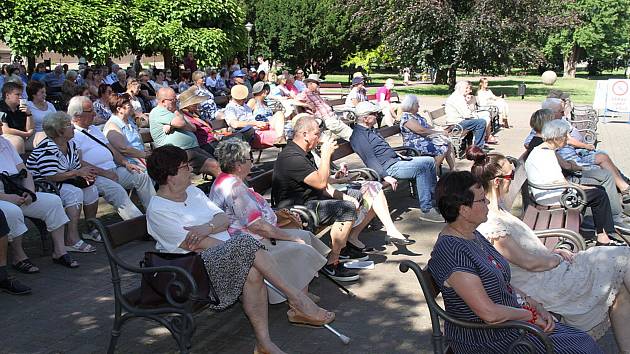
[{"x1": 1, "y1": 98, "x2": 628, "y2": 353}]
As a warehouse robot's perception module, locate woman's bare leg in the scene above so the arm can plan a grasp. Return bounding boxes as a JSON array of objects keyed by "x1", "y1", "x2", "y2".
[
  {"x1": 64, "y1": 205, "x2": 82, "y2": 245},
  {"x1": 595, "y1": 154, "x2": 630, "y2": 191},
  {"x1": 610, "y1": 270, "x2": 630, "y2": 352},
  {"x1": 347, "y1": 209, "x2": 375, "y2": 247},
  {"x1": 241, "y1": 267, "x2": 285, "y2": 354},
  {"x1": 370, "y1": 190, "x2": 404, "y2": 239},
  {"x1": 251, "y1": 249, "x2": 330, "y2": 320},
  {"x1": 433, "y1": 155, "x2": 445, "y2": 176},
  {"x1": 9, "y1": 236, "x2": 30, "y2": 265}
]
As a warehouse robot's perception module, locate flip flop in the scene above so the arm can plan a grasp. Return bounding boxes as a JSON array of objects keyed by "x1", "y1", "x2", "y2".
[
  {"x1": 12, "y1": 259, "x2": 40, "y2": 274},
  {"x1": 52, "y1": 254, "x2": 79, "y2": 268},
  {"x1": 66, "y1": 240, "x2": 96, "y2": 253}
]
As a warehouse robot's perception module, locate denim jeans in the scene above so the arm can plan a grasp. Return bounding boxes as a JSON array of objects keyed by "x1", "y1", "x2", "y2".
[
  {"x1": 458, "y1": 119, "x2": 487, "y2": 147},
  {"x1": 386, "y1": 156, "x2": 436, "y2": 212}
]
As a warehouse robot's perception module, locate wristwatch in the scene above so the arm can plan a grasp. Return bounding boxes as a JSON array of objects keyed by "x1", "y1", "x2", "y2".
[{"x1": 207, "y1": 222, "x2": 215, "y2": 234}]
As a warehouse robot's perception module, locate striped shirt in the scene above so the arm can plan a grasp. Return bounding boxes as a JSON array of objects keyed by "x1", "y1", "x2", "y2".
[
  {"x1": 26, "y1": 138, "x2": 81, "y2": 178},
  {"x1": 427, "y1": 232, "x2": 603, "y2": 353}
]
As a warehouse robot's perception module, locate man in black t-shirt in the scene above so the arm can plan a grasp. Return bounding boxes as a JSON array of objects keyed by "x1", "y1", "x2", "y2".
[{"x1": 272, "y1": 116, "x2": 368, "y2": 282}]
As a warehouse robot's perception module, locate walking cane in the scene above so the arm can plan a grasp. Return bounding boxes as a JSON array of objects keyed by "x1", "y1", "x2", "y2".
[{"x1": 263, "y1": 280, "x2": 351, "y2": 345}]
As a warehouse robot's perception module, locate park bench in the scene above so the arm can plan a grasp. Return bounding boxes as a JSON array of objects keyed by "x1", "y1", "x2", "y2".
[
  {"x1": 425, "y1": 107, "x2": 471, "y2": 159},
  {"x1": 398, "y1": 260, "x2": 554, "y2": 354},
  {"x1": 504, "y1": 157, "x2": 587, "y2": 252},
  {"x1": 90, "y1": 215, "x2": 220, "y2": 354},
  {"x1": 319, "y1": 82, "x2": 345, "y2": 99}
]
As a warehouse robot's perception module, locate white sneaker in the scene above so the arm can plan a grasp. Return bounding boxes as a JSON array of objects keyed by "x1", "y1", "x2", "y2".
[{"x1": 419, "y1": 208, "x2": 445, "y2": 223}]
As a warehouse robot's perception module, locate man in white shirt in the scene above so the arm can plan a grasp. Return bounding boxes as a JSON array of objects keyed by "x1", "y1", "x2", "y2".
[
  {"x1": 444, "y1": 80, "x2": 488, "y2": 147},
  {"x1": 68, "y1": 96, "x2": 155, "y2": 220}
]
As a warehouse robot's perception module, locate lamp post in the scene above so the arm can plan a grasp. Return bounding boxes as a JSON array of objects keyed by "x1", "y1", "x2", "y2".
[{"x1": 245, "y1": 22, "x2": 254, "y2": 67}]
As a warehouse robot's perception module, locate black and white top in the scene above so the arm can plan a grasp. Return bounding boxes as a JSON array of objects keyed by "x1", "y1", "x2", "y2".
[{"x1": 26, "y1": 137, "x2": 81, "y2": 179}]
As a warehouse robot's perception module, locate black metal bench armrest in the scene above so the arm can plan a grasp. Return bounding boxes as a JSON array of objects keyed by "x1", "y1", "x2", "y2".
[
  {"x1": 90, "y1": 218, "x2": 201, "y2": 308},
  {"x1": 392, "y1": 146, "x2": 421, "y2": 157},
  {"x1": 527, "y1": 181, "x2": 587, "y2": 210},
  {"x1": 399, "y1": 260, "x2": 554, "y2": 354},
  {"x1": 288, "y1": 205, "x2": 318, "y2": 231}
]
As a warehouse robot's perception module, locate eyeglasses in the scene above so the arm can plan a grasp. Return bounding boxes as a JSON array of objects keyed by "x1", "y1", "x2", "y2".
[
  {"x1": 473, "y1": 197, "x2": 489, "y2": 204},
  {"x1": 178, "y1": 163, "x2": 191, "y2": 171},
  {"x1": 496, "y1": 170, "x2": 515, "y2": 181}
]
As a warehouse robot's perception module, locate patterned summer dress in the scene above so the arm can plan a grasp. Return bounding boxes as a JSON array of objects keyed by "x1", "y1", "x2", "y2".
[
  {"x1": 478, "y1": 207, "x2": 630, "y2": 338},
  {"x1": 399, "y1": 112, "x2": 449, "y2": 156},
  {"x1": 427, "y1": 232, "x2": 603, "y2": 353}
]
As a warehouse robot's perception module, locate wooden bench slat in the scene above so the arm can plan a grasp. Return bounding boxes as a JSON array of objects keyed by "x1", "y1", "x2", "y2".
[
  {"x1": 533, "y1": 209, "x2": 552, "y2": 230},
  {"x1": 565, "y1": 209, "x2": 581, "y2": 231},
  {"x1": 521, "y1": 205, "x2": 539, "y2": 228},
  {"x1": 105, "y1": 215, "x2": 150, "y2": 248},
  {"x1": 548, "y1": 209, "x2": 566, "y2": 229}
]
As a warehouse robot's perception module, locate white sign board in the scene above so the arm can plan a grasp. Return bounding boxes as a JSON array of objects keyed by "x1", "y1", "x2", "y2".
[{"x1": 606, "y1": 79, "x2": 630, "y2": 113}]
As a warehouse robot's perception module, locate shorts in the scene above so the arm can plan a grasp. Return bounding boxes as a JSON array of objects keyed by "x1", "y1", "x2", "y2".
[
  {"x1": 186, "y1": 147, "x2": 214, "y2": 174},
  {"x1": 305, "y1": 188, "x2": 363, "y2": 225}
]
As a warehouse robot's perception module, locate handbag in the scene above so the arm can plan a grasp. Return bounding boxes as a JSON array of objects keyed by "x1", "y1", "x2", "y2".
[
  {"x1": 0, "y1": 170, "x2": 37, "y2": 202},
  {"x1": 139, "y1": 251, "x2": 219, "y2": 307},
  {"x1": 60, "y1": 176, "x2": 94, "y2": 189},
  {"x1": 275, "y1": 208, "x2": 303, "y2": 230}
]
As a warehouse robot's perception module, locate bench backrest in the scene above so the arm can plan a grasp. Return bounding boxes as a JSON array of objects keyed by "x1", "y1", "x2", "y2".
[
  {"x1": 326, "y1": 98, "x2": 346, "y2": 107},
  {"x1": 248, "y1": 170, "x2": 274, "y2": 195},
  {"x1": 95, "y1": 215, "x2": 150, "y2": 250},
  {"x1": 426, "y1": 107, "x2": 447, "y2": 126},
  {"x1": 320, "y1": 82, "x2": 342, "y2": 89}
]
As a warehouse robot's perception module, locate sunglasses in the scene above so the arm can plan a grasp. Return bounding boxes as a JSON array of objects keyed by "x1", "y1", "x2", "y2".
[{"x1": 496, "y1": 170, "x2": 515, "y2": 181}]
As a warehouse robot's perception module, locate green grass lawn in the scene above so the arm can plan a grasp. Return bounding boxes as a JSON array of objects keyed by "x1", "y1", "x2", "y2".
[{"x1": 323, "y1": 70, "x2": 628, "y2": 104}]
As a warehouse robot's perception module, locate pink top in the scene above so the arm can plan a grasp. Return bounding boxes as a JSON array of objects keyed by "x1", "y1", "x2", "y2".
[
  {"x1": 208, "y1": 172, "x2": 277, "y2": 240},
  {"x1": 376, "y1": 86, "x2": 391, "y2": 102}
]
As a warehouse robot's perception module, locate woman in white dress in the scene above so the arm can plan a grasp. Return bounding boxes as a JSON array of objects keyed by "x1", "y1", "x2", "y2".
[
  {"x1": 477, "y1": 77, "x2": 509, "y2": 128},
  {"x1": 467, "y1": 145, "x2": 630, "y2": 351}
]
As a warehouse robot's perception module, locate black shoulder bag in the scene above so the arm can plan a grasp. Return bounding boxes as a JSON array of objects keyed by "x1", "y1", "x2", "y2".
[
  {"x1": 139, "y1": 251, "x2": 220, "y2": 307},
  {"x1": 0, "y1": 169, "x2": 37, "y2": 202}
]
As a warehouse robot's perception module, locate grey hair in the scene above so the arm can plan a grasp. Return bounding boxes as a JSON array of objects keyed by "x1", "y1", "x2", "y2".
[
  {"x1": 541, "y1": 98, "x2": 563, "y2": 112},
  {"x1": 192, "y1": 70, "x2": 205, "y2": 82},
  {"x1": 67, "y1": 96, "x2": 91, "y2": 119},
  {"x1": 454, "y1": 80, "x2": 470, "y2": 92},
  {"x1": 529, "y1": 109, "x2": 554, "y2": 133},
  {"x1": 214, "y1": 139, "x2": 251, "y2": 173},
  {"x1": 116, "y1": 69, "x2": 127, "y2": 79},
  {"x1": 293, "y1": 115, "x2": 318, "y2": 134},
  {"x1": 400, "y1": 94, "x2": 419, "y2": 113},
  {"x1": 66, "y1": 70, "x2": 78, "y2": 80},
  {"x1": 541, "y1": 118, "x2": 571, "y2": 141},
  {"x1": 43, "y1": 111, "x2": 72, "y2": 139}
]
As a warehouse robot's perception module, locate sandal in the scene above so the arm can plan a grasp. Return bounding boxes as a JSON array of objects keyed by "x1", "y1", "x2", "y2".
[
  {"x1": 52, "y1": 254, "x2": 79, "y2": 268},
  {"x1": 595, "y1": 239, "x2": 626, "y2": 247},
  {"x1": 287, "y1": 304, "x2": 335, "y2": 327},
  {"x1": 81, "y1": 229, "x2": 103, "y2": 243},
  {"x1": 66, "y1": 240, "x2": 96, "y2": 253},
  {"x1": 12, "y1": 259, "x2": 40, "y2": 274}
]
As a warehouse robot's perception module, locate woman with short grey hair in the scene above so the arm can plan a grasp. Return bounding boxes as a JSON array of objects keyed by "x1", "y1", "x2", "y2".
[
  {"x1": 26, "y1": 111, "x2": 99, "y2": 253},
  {"x1": 525, "y1": 118, "x2": 622, "y2": 246},
  {"x1": 399, "y1": 94, "x2": 454, "y2": 173},
  {"x1": 209, "y1": 139, "x2": 330, "y2": 304}
]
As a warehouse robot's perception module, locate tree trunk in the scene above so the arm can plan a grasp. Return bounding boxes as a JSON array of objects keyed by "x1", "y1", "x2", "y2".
[
  {"x1": 447, "y1": 66, "x2": 457, "y2": 91},
  {"x1": 434, "y1": 68, "x2": 448, "y2": 84},
  {"x1": 162, "y1": 50, "x2": 173, "y2": 72},
  {"x1": 27, "y1": 56, "x2": 36, "y2": 78},
  {"x1": 563, "y1": 44, "x2": 578, "y2": 78}
]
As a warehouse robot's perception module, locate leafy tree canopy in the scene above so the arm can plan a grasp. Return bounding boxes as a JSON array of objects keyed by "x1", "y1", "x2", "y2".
[{"x1": 252, "y1": 0, "x2": 354, "y2": 73}]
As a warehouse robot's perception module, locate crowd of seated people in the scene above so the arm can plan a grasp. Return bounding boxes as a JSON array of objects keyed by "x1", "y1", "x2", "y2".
[{"x1": 3, "y1": 60, "x2": 626, "y2": 353}]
